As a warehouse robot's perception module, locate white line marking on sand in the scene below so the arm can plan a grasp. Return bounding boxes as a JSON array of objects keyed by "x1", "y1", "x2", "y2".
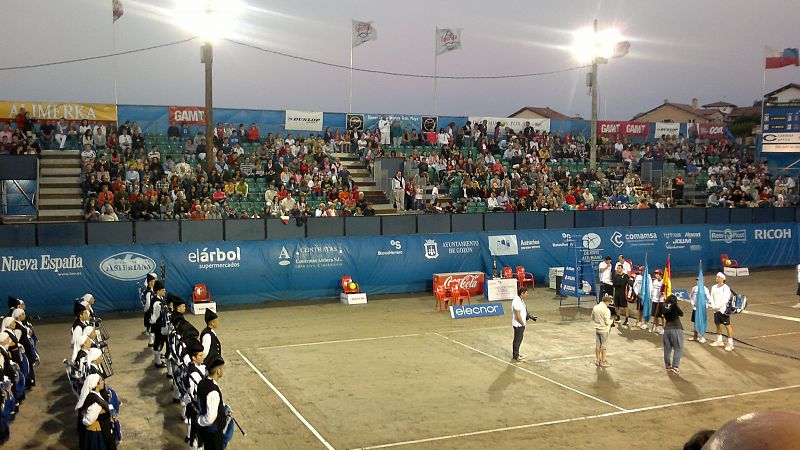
[
  {"x1": 533, "y1": 354, "x2": 597, "y2": 363},
  {"x1": 255, "y1": 333, "x2": 423, "y2": 350},
  {"x1": 356, "y1": 384, "x2": 800, "y2": 449},
  {"x1": 742, "y1": 310, "x2": 800, "y2": 323},
  {"x1": 435, "y1": 333, "x2": 626, "y2": 412},
  {"x1": 746, "y1": 331, "x2": 800, "y2": 340},
  {"x1": 236, "y1": 350, "x2": 336, "y2": 450}
]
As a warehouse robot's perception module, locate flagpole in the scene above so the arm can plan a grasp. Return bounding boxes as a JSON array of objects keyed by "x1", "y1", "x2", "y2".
[
  {"x1": 349, "y1": 26, "x2": 354, "y2": 114},
  {"x1": 112, "y1": 18, "x2": 119, "y2": 108},
  {"x1": 758, "y1": 50, "x2": 767, "y2": 161},
  {"x1": 434, "y1": 27, "x2": 438, "y2": 115}
]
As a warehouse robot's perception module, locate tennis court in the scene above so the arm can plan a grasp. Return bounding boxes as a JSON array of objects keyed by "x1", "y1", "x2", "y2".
[{"x1": 8, "y1": 269, "x2": 800, "y2": 449}]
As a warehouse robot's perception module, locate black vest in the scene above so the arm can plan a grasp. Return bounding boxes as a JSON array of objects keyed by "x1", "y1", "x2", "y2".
[
  {"x1": 197, "y1": 378, "x2": 226, "y2": 431},
  {"x1": 200, "y1": 328, "x2": 221, "y2": 366},
  {"x1": 78, "y1": 392, "x2": 116, "y2": 450}
]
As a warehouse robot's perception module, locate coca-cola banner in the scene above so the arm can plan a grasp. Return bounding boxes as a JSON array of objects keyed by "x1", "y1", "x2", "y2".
[
  {"x1": 597, "y1": 121, "x2": 649, "y2": 136},
  {"x1": 168, "y1": 106, "x2": 206, "y2": 125},
  {"x1": 432, "y1": 272, "x2": 485, "y2": 296},
  {"x1": 698, "y1": 123, "x2": 725, "y2": 138}
]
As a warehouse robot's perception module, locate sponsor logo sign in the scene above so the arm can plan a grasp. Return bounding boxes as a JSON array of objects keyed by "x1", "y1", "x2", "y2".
[
  {"x1": 520, "y1": 239, "x2": 541, "y2": 250},
  {"x1": 762, "y1": 132, "x2": 800, "y2": 153},
  {"x1": 709, "y1": 229, "x2": 747, "y2": 244},
  {"x1": 421, "y1": 116, "x2": 438, "y2": 133},
  {"x1": 346, "y1": 114, "x2": 364, "y2": 132},
  {"x1": 442, "y1": 239, "x2": 480, "y2": 255},
  {"x1": 293, "y1": 244, "x2": 344, "y2": 269},
  {"x1": 467, "y1": 116, "x2": 550, "y2": 133},
  {"x1": 278, "y1": 246, "x2": 291, "y2": 266},
  {"x1": 1, "y1": 254, "x2": 83, "y2": 276},
  {"x1": 168, "y1": 106, "x2": 205, "y2": 125},
  {"x1": 377, "y1": 239, "x2": 404, "y2": 256},
  {"x1": 488, "y1": 235, "x2": 519, "y2": 256},
  {"x1": 610, "y1": 231, "x2": 659, "y2": 248},
  {"x1": 285, "y1": 110, "x2": 323, "y2": 131},
  {"x1": 698, "y1": 123, "x2": 725, "y2": 138},
  {"x1": 654, "y1": 122, "x2": 680, "y2": 138},
  {"x1": 99, "y1": 252, "x2": 156, "y2": 281},
  {"x1": 754, "y1": 228, "x2": 792, "y2": 240},
  {"x1": 450, "y1": 303, "x2": 504, "y2": 319},
  {"x1": 662, "y1": 232, "x2": 702, "y2": 250},
  {"x1": 433, "y1": 272, "x2": 485, "y2": 296},
  {"x1": 188, "y1": 247, "x2": 242, "y2": 270},
  {"x1": 0, "y1": 101, "x2": 117, "y2": 122},
  {"x1": 598, "y1": 121, "x2": 649, "y2": 136},
  {"x1": 424, "y1": 239, "x2": 439, "y2": 259}
]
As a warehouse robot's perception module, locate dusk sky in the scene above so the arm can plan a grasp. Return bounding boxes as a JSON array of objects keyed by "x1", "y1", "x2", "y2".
[{"x1": 2, "y1": 0, "x2": 798, "y2": 120}]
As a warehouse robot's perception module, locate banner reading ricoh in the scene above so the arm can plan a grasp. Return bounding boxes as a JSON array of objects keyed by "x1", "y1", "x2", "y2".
[
  {"x1": 0, "y1": 101, "x2": 118, "y2": 122},
  {"x1": 468, "y1": 116, "x2": 550, "y2": 133},
  {"x1": 285, "y1": 110, "x2": 323, "y2": 132}
]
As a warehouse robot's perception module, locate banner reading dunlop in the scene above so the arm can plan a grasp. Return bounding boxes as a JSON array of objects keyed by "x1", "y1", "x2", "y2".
[
  {"x1": 285, "y1": 109, "x2": 323, "y2": 132},
  {"x1": 0, "y1": 101, "x2": 118, "y2": 122}
]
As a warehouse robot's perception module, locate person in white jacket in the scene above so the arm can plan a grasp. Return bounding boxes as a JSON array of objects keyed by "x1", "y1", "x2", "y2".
[
  {"x1": 794, "y1": 263, "x2": 800, "y2": 308},
  {"x1": 689, "y1": 278, "x2": 711, "y2": 343},
  {"x1": 708, "y1": 272, "x2": 734, "y2": 351}
]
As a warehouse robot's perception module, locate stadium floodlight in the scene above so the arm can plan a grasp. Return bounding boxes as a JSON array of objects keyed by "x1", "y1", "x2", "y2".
[
  {"x1": 570, "y1": 21, "x2": 624, "y2": 170},
  {"x1": 173, "y1": 0, "x2": 245, "y2": 43},
  {"x1": 172, "y1": 0, "x2": 245, "y2": 173}
]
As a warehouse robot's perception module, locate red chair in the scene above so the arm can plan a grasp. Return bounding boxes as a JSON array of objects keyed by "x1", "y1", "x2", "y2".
[
  {"x1": 455, "y1": 287, "x2": 471, "y2": 306},
  {"x1": 720, "y1": 254, "x2": 739, "y2": 268},
  {"x1": 515, "y1": 266, "x2": 534, "y2": 289},
  {"x1": 192, "y1": 284, "x2": 212, "y2": 303},
  {"x1": 437, "y1": 287, "x2": 458, "y2": 311},
  {"x1": 502, "y1": 267, "x2": 514, "y2": 279},
  {"x1": 341, "y1": 276, "x2": 360, "y2": 293}
]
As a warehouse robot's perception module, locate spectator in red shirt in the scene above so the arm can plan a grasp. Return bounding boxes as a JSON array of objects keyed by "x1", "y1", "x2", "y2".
[
  {"x1": 14, "y1": 108, "x2": 26, "y2": 131},
  {"x1": 247, "y1": 123, "x2": 259, "y2": 143},
  {"x1": 97, "y1": 184, "x2": 114, "y2": 207}
]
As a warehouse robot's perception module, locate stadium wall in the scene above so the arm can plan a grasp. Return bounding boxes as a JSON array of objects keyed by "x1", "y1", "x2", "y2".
[{"x1": 0, "y1": 222, "x2": 797, "y2": 316}]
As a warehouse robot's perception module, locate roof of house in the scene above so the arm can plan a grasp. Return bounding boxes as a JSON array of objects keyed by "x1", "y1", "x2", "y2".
[
  {"x1": 508, "y1": 106, "x2": 571, "y2": 120},
  {"x1": 702, "y1": 101, "x2": 737, "y2": 108},
  {"x1": 632, "y1": 102, "x2": 721, "y2": 121},
  {"x1": 728, "y1": 105, "x2": 761, "y2": 117},
  {"x1": 765, "y1": 83, "x2": 800, "y2": 98}
]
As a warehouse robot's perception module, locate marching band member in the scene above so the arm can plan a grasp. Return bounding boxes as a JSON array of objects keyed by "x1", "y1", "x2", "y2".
[
  {"x1": 75, "y1": 374, "x2": 118, "y2": 450},
  {"x1": 196, "y1": 358, "x2": 234, "y2": 450},
  {"x1": 200, "y1": 310, "x2": 222, "y2": 367},
  {"x1": 147, "y1": 281, "x2": 167, "y2": 368}
]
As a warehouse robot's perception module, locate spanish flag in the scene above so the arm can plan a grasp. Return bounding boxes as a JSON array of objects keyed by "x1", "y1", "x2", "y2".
[{"x1": 663, "y1": 255, "x2": 672, "y2": 297}]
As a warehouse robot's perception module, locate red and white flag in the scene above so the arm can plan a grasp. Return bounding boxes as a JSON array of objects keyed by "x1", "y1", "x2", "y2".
[
  {"x1": 112, "y1": 0, "x2": 124, "y2": 22},
  {"x1": 436, "y1": 28, "x2": 462, "y2": 55}
]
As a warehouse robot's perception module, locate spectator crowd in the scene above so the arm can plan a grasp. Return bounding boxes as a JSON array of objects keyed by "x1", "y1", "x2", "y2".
[{"x1": 2, "y1": 107, "x2": 797, "y2": 222}]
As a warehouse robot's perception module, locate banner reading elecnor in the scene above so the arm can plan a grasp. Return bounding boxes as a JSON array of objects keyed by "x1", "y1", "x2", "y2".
[{"x1": 168, "y1": 106, "x2": 205, "y2": 125}]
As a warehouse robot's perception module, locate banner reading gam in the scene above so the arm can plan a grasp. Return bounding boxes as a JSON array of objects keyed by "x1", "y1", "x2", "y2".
[
  {"x1": 598, "y1": 121, "x2": 649, "y2": 136},
  {"x1": 285, "y1": 110, "x2": 323, "y2": 132},
  {"x1": 168, "y1": 106, "x2": 206, "y2": 125}
]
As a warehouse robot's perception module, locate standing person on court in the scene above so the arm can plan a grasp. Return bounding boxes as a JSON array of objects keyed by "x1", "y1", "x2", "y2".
[
  {"x1": 794, "y1": 263, "x2": 800, "y2": 308},
  {"x1": 391, "y1": 171, "x2": 405, "y2": 212},
  {"x1": 598, "y1": 256, "x2": 614, "y2": 314},
  {"x1": 196, "y1": 358, "x2": 232, "y2": 450},
  {"x1": 632, "y1": 266, "x2": 649, "y2": 329},
  {"x1": 650, "y1": 269, "x2": 665, "y2": 334},
  {"x1": 511, "y1": 287, "x2": 531, "y2": 362},
  {"x1": 148, "y1": 281, "x2": 167, "y2": 368},
  {"x1": 611, "y1": 264, "x2": 631, "y2": 326},
  {"x1": 709, "y1": 272, "x2": 735, "y2": 351},
  {"x1": 662, "y1": 294, "x2": 684, "y2": 374},
  {"x1": 592, "y1": 295, "x2": 614, "y2": 367},
  {"x1": 200, "y1": 310, "x2": 222, "y2": 366},
  {"x1": 689, "y1": 277, "x2": 711, "y2": 343},
  {"x1": 614, "y1": 254, "x2": 631, "y2": 275}
]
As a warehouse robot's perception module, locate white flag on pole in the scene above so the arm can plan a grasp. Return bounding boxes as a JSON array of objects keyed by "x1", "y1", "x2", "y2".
[
  {"x1": 436, "y1": 28, "x2": 462, "y2": 55},
  {"x1": 352, "y1": 20, "x2": 377, "y2": 48}
]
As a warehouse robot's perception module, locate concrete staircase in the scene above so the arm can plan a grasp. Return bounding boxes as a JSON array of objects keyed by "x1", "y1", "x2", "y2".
[
  {"x1": 332, "y1": 152, "x2": 395, "y2": 214},
  {"x1": 38, "y1": 150, "x2": 84, "y2": 221}
]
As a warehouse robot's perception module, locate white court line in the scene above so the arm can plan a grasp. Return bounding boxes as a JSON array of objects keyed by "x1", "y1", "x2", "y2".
[
  {"x1": 533, "y1": 354, "x2": 597, "y2": 363},
  {"x1": 236, "y1": 350, "x2": 336, "y2": 450},
  {"x1": 746, "y1": 331, "x2": 800, "y2": 340},
  {"x1": 742, "y1": 310, "x2": 800, "y2": 323},
  {"x1": 255, "y1": 333, "x2": 423, "y2": 350},
  {"x1": 356, "y1": 384, "x2": 800, "y2": 449},
  {"x1": 435, "y1": 333, "x2": 626, "y2": 412}
]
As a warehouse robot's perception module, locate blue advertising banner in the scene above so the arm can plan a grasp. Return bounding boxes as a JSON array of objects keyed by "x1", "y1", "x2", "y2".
[
  {"x1": 449, "y1": 303, "x2": 504, "y2": 319},
  {"x1": 1, "y1": 223, "x2": 798, "y2": 316},
  {"x1": 362, "y1": 114, "x2": 421, "y2": 133}
]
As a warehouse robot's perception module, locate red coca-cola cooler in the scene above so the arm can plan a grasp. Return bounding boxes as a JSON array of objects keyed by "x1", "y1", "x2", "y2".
[{"x1": 433, "y1": 272, "x2": 485, "y2": 296}]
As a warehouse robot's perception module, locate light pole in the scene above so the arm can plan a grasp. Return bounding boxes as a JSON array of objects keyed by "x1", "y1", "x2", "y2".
[
  {"x1": 202, "y1": 42, "x2": 214, "y2": 175},
  {"x1": 571, "y1": 20, "x2": 623, "y2": 170}
]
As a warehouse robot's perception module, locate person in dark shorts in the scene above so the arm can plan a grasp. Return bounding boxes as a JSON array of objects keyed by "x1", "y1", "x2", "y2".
[{"x1": 611, "y1": 264, "x2": 631, "y2": 326}]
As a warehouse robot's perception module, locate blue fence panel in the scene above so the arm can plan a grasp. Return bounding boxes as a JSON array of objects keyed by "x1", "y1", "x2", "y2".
[
  {"x1": 706, "y1": 208, "x2": 730, "y2": 225},
  {"x1": 516, "y1": 212, "x2": 545, "y2": 229},
  {"x1": 452, "y1": 214, "x2": 484, "y2": 232},
  {"x1": 0, "y1": 224, "x2": 36, "y2": 248},
  {"x1": 345, "y1": 217, "x2": 381, "y2": 236},
  {"x1": 484, "y1": 213, "x2": 515, "y2": 231},
  {"x1": 38, "y1": 223, "x2": 85, "y2": 247},
  {"x1": 546, "y1": 211, "x2": 575, "y2": 229},
  {"x1": 656, "y1": 208, "x2": 681, "y2": 226},
  {"x1": 603, "y1": 210, "x2": 630, "y2": 227},
  {"x1": 224, "y1": 219, "x2": 265, "y2": 241},
  {"x1": 730, "y1": 208, "x2": 754, "y2": 224},
  {"x1": 417, "y1": 214, "x2": 451, "y2": 234},
  {"x1": 575, "y1": 210, "x2": 603, "y2": 228},
  {"x1": 682, "y1": 208, "x2": 706, "y2": 224}
]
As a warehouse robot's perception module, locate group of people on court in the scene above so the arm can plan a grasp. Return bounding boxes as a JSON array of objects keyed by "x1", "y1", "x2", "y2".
[
  {"x1": 593, "y1": 254, "x2": 739, "y2": 373},
  {"x1": 0, "y1": 296, "x2": 38, "y2": 443},
  {"x1": 140, "y1": 273, "x2": 235, "y2": 450},
  {"x1": 68, "y1": 293, "x2": 121, "y2": 450}
]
